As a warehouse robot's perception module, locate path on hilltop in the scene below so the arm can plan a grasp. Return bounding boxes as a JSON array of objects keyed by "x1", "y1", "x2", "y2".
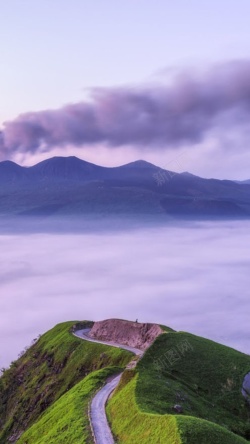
[{"x1": 73, "y1": 328, "x2": 143, "y2": 444}]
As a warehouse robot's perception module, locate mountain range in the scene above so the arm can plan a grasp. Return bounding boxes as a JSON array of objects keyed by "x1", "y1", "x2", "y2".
[{"x1": 0, "y1": 156, "x2": 250, "y2": 219}]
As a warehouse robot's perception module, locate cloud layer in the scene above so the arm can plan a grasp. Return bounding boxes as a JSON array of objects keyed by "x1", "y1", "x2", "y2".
[
  {"x1": 1, "y1": 60, "x2": 250, "y2": 159},
  {"x1": 1, "y1": 220, "x2": 250, "y2": 368}
]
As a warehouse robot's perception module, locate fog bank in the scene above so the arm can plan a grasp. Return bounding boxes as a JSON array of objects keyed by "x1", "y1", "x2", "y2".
[{"x1": 1, "y1": 220, "x2": 250, "y2": 368}]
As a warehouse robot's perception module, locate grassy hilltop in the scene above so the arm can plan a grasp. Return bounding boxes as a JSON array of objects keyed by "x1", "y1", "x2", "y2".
[
  {"x1": 1, "y1": 321, "x2": 250, "y2": 443},
  {"x1": 0, "y1": 321, "x2": 132, "y2": 443},
  {"x1": 108, "y1": 332, "x2": 250, "y2": 443}
]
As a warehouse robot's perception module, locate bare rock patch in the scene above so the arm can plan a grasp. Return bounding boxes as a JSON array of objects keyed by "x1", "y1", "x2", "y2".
[{"x1": 89, "y1": 318, "x2": 163, "y2": 350}]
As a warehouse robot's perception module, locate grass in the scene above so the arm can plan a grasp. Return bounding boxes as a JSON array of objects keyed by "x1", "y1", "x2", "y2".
[
  {"x1": 107, "y1": 331, "x2": 250, "y2": 443},
  {"x1": 107, "y1": 370, "x2": 181, "y2": 444},
  {"x1": 0, "y1": 321, "x2": 133, "y2": 443},
  {"x1": 177, "y1": 416, "x2": 248, "y2": 444},
  {"x1": 17, "y1": 367, "x2": 120, "y2": 444},
  {"x1": 2, "y1": 321, "x2": 250, "y2": 443},
  {"x1": 136, "y1": 332, "x2": 250, "y2": 437}
]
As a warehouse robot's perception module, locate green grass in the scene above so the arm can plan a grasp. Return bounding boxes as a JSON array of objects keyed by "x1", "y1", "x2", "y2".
[
  {"x1": 159, "y1": 325, "x2": 176, "y2": 333},
  {"x1": 2, "y1": 322, "x2": 250, "y2": 444},
  {"x1": 107, "y1": 370, "x2": 181, "y2": 444},
  {"x1": 17, "y1": 366, "x2": 120, "y2": 444},
  {"x1": 177, "y1": 416, "x2": 248, "y2": 444},
  {"x1": 0, "y1": 321, "x2": 133, "y2": 443},
  {"x1": 107, "y1": 331, "x2": 250, "y2": 443},
  {"x1": 136, "y1": 332, "x2": 250, "y2": 438}
]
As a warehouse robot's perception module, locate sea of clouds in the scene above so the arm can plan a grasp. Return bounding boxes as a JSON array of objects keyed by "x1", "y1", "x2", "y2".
[{"x1": 1, "y1": 219, "x2": 250, "y2": 368}]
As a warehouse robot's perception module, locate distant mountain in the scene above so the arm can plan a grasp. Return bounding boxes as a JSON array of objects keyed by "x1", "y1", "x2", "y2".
[
  {"x1": 0, "y1": 156, "x2": 250, "y2": 219},
  {"x1": 0, "y1": 160, "x2": 28, "y2": 181},
  {"x1": 237, "y1": 179, "x2": 250, "y2": 185},
  {"x1": 119, "y1": 159, "x2": 158, "y2": 169},
  {"x1": 28, "y1": 156, "x2": 104, "y2": 180}
]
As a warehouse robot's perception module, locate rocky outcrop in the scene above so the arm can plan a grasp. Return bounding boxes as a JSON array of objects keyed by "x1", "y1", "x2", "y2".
[{"x1": 89, "y1": 319, "x2": 163, "y2": 350}]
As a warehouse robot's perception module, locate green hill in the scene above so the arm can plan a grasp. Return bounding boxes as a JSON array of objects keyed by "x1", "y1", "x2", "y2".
[
  {"x1": 17, "y1": 367, "x2": 120, "y2": 444},
  {"x1": 1, "y1": 321, "x2": 250, "y2": 443},
  {"x1": 0, "y1": 321, "x2": 133, "y2": 443},
  {"x1": 107, "y1": 331, "x2": 250, "y2": 443}
]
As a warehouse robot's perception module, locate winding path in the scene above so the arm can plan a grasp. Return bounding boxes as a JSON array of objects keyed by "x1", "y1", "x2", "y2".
[{"x1": 73, "y1": 328, "x2": 143, "y2": 444}]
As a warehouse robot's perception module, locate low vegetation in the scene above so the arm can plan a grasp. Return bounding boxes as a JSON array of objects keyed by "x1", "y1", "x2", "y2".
[
  {"x1": 107, "y1": 370, "x2": 181, "y2": 444},
  {"x1": 18, "y1": 367, "x2": 120, "y2": 444},
  {"x1": 2, "y1": 321, "x2": 250, "y2": 443},
  {"x1": 108, "y1": 331, "x2": 250, "y2": 443},
  {"x1": 0, "y1": 321, "x2": 133, "y2": 443}
]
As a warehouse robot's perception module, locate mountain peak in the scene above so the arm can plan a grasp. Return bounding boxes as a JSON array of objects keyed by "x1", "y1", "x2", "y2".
[
  {"x1": 0, "y1": 160, "x2": 23, "y2": 169},
  {"x1": 0, "y1": 160, "x2": 27, "y2": 181},
  {"x1": 28, "y1": 155, "x2": 103, "y2": 180},
  {"x1": 122, "y1": 159, "x2": 159, "y2": 169}
]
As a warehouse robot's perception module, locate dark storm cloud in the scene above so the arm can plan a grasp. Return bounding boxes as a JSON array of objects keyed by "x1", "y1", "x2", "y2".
[{"x1": 1, "y1": 60, "x2": 250, "y2": 157}]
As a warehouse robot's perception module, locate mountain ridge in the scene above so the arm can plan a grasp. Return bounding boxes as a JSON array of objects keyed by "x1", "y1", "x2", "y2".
[
  {"x1": 1, "y1": 154, "x2": 249, "y2": 183},
  {"x1": 0, "y1": 156, "x2": 168, "y2": 180},
  {"x1": 1, "y1": 319, "x2": 250, "y2": 444},
  {"x1": 0, "y1": 156, "x2": 250, "y2": 219}
]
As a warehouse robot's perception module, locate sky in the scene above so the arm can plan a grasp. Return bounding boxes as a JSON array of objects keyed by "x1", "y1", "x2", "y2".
[{"x1": 1, "y1": 1, "x2": 250, "y2": 179}]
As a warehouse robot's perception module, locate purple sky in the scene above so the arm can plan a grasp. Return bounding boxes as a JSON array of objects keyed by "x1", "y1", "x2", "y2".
[{"x1": 1, "y1": 1, "x2": 250, "y2": 179}]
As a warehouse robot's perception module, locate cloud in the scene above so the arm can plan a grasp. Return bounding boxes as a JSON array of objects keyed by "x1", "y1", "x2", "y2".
[
  {"x1": 1, "y1": 60, "x2": 250, "y2": 158},
  {"x1": 1, "y1": 219, "x2": 250, "y2": 368}
]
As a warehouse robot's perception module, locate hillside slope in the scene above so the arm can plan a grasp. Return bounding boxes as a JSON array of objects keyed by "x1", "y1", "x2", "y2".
[
  {"x1": 1, "y1": 320, "x2": 250, "y2": 443},
  {"x1": 17, "y1": 367, "x2": 120, "y2": 444},
  {"x1": 107, "y1": 330, "x2": 250, "y2": 443},
  {"x1": 107, "y1": 371, "x2": 247, "y2": 444},
  {"x1": 0, "y1": 321, "x2": 132, "y2": 443}
]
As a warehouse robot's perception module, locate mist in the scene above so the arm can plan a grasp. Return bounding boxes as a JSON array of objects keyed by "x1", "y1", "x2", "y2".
[{"x1": 1, "y1": 219, "x2": 250, "y2": 368}]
